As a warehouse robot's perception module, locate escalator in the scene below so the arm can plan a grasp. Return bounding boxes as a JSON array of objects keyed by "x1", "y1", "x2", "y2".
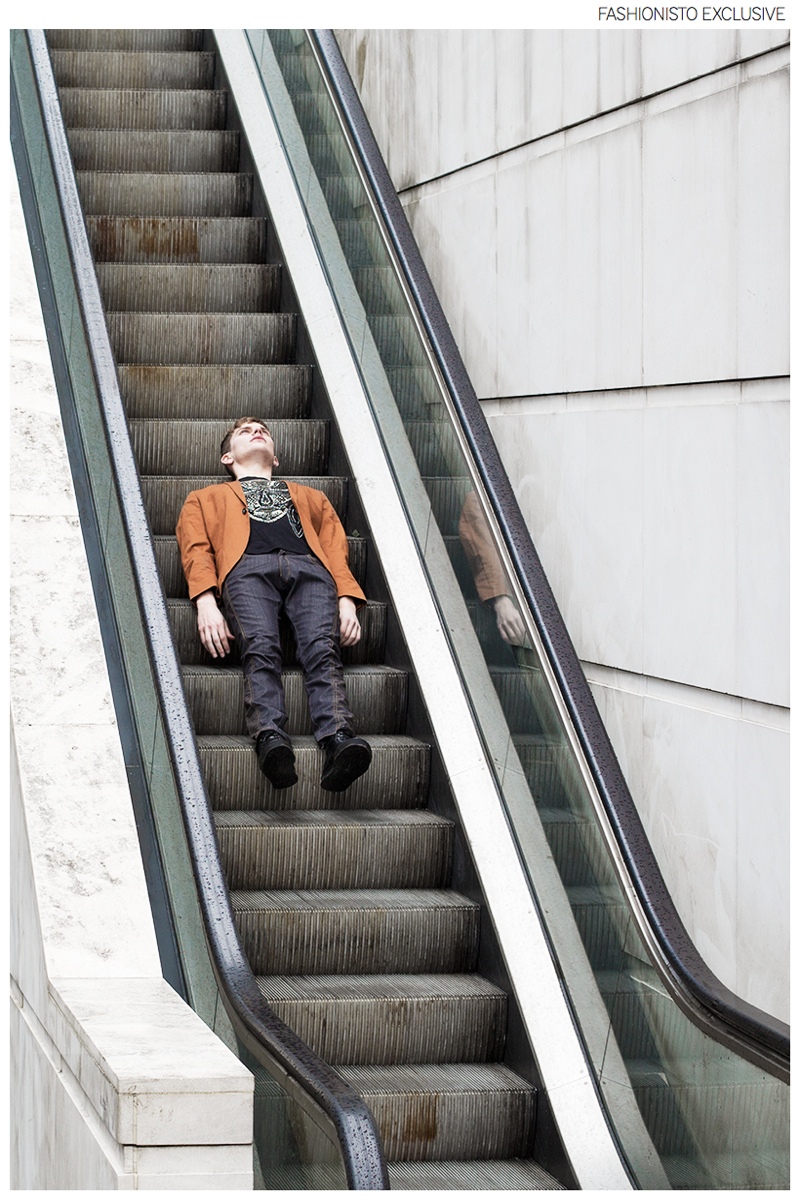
[{"x1": 11, "y1": 26, "x2": 789, "y2": 1192}]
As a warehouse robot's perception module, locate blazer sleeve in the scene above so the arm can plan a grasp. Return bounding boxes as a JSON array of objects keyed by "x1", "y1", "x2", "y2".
[
  {"x1": 176, "y1": 490, "x2": 221, "y2": 601},
  {"x1": 313, "y1": 492, "x2": 366, "y2": 605},
  {"x1": 458, "y1": 489, "x2": 511, "y2": 604}
]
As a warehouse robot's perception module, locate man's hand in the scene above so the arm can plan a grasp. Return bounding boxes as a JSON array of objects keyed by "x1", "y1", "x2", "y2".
[
  {"x1": 338, "y1": 596, "x2": 362, "y2": 647},
  {"x1": 196, "y1": 590, "x2": 233, "y2": 658},
  {"x1": 493, "y1": 594, "x2": 527, "y2": 646}
]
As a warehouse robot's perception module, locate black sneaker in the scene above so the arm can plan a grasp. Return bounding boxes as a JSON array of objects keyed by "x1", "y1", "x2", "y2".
[
  {"x1": 320, "y1": 730, "x2": 372, "y2": 793},
  {"x1": 256, "y1": 731, "x2": 297, "y2": 790}
]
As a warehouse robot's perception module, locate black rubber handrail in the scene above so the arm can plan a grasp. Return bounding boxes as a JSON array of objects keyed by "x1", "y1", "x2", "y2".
[
  {"x1": 311, "y1": 28, "x2": 789, "y2": 1080},
  {"x1": 21, "y1": 28, "x2": 389, "y2": 1188}
]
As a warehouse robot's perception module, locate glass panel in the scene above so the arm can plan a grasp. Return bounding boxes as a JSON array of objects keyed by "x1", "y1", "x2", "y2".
[{"x1": 247, "y1": 28, "x2": 789, "y2": 1190}]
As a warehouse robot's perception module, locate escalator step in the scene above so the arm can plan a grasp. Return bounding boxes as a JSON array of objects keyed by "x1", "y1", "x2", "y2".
[
  {"x1": 338, "y1": 1063, "x2": 535, "y2": 1162},
  {"x1": 66, "y1": 129, "x2": 240, "y2": 173},
  {"x1": 422, "y1": 477, "x2": 473, "y2": 535},
  {"x1": 107, "y1": 311, "x2": 295, "y2": 365},
  {"x1": 388, "y1": 1158, "x2": 563, "y2": 1189},
  {"x1": 142, "y1": 473, "x2": 346, "y2": 534},
  {"x1": 568, "y1": 883, "x2": 630, "y2": 971},
  {"x1": 514, "y1": 735, "x2": 575, "y2": 804},
  {"x1": 232, "y1": 888, "x2": 480, "y2": 975},
  {"x1": 118, "y1": 363, "x2": 311, "y2": 419},
  {"x1": 538, "y1": 807, "x2": 617, "y2": 888},
  {"x1": 198, "y1": 734, "x2": 429, "y2": 812},
  {"x1": 87, "y1": 216, "x2": 266, "y2": 264},
  {"x1": 49, "y1": 49, "x2": 216, "y2": 90},
  {"x1": 488, "y1": 667, "x2": 551, "y2": 736},
  {"x1": 182, "y1": 664, "x2": 408, "y2": 736},
  {"x1": 216, "y1": 809, "x2": 453, "y2": 890},
  {"x1": 46, "y1": 29, "x2": 206, "y2": 52},
  {"x1": 131, "y1": 417, "x2": 326, "y2": 475},
  {"x1": 255, "y1": 973, "x2": 505, "y2": 1065},
  {"x1": 76, "y1": 171, "x2": 253, "y2": 217},
  {"x1": 167, "y1": 597, "x2": 386, "y2": 667},
  {"x1": 96, "y1": 264, "x2": 280, "y2": 313},
  {"x1": 58, "y1": 87, "x2": 227, "y2": 130}
]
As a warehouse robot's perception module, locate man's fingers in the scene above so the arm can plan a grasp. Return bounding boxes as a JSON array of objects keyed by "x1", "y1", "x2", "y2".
[
  {"x1": 199, "y1": 617, "x2": 230, "y2": 657},
  {"x1": 340, "y1": 617, "x2": 361, "y2": 647}
]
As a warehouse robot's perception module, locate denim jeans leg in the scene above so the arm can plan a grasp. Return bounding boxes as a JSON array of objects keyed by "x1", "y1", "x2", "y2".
[
  {"x1": 222, "y1": 556, "x2": 286, "y2": 738},
  {"x1": 282, "y1": 555, "x2": 354, "y2": 741}
]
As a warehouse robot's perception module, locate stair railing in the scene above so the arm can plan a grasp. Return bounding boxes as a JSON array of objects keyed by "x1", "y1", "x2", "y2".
[{"x1": 11, "y1": 27, "x2": 388, "y2": 1191}]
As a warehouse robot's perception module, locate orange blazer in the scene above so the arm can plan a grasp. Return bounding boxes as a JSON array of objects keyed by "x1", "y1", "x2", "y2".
[{"x1": 175, "y1": 478, "x2": 366, "y2": 605}]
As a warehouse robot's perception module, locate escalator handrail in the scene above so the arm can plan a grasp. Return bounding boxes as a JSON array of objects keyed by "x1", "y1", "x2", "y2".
[
  {"x1": 22, "y1": 27, "x2": 389, "y2": 1188},
  {"x1": 310, "y1": 28, "x2": 789, "y2": 1077}
]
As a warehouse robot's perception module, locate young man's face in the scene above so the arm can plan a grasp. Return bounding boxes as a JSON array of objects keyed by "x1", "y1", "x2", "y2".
[{"x1": 221, "y1": 420, "x2": 278, "y2": 471}]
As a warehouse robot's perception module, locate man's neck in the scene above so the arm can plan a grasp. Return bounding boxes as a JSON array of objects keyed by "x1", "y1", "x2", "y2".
[{"x1": 233, "y1": 465, "x2": 273, "y2": 481}]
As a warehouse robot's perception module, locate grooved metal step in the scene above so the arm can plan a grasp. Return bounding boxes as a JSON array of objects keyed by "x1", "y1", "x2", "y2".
[
  {"x1": 49, "y1": 49, "x2": 216, "y2": 90},
  {"x1": 118, "y1": 364, "x2": 312, "y2": 419},
  {"x1": 338, "y1": 1063, "x2": 535, "y2": 1162},
  {"x1": 388, "y1": 1158, "x2": 563, "y2": 1189},
  {"x1": 58, "y1": 87, "x2": 225, "y2": 129},
  {"x1": 87, "y1": 216, "x2": 266, "y2": 263},
  {"x1": 167, "y1": 598, "x2": 386, "y2": 667},
  {"x1": 108, "y1": 311, "x2": 295, "y2": 364},
  {"x1": 141, "y1": 474, "x2": 347, "y2": 534},
  {"x1": 568, "y1": 884, "x2": 629, "y2": 971},
  {"x1": 385, "y1": 366, "x2": 442, "y2": 419},
  {"x1": 76, "y1": 171, "x2": 253, "y2": 217},
  {"x1": 422, "y1": 476, "x2": 473, "y2": 535},
  {"x1": 130, "y1": 417, "x2": 326, "y2": 475},
  {"x1": 59, "y1": 87, "x2": 227, "y2": 129},
  {"x1": 514, "y1": 735, "x2": 574, "y2": 805},
  {"x1": 66, "y1": 129, "x2": 240, "y2": 173},
  {"x1": 198, "y1": 734, "x2": 429, "y2": 812},
  {"x1": 181, "y1": 664, "x2": 408, "y2": 736},
  {"x1": 232, "y1": 888, "x2": 480, "y2": 975},
  {"x1": 254, "y1": 973, "x2": 505, "y2": 1065},
  {"x1": 488, "y1": 667, "x2": 551, "y2": 737},
  {"x1": 538, "y1": 808, "x2": 617, "y2": 888},
  {"x1": 96, "y1": 264, "x2": 280, "y2": 313},
  {"x1": 152, "y1": 532, "x2": 366, "y2": 597},
  {"x1": 217, "y1": 809, "x2": 453, "y2": 890},
  {"x1": 46, "y1": 29, "x2": 206, "y2": 51}
]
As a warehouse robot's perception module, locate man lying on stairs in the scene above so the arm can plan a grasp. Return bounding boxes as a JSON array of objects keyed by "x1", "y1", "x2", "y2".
[{"x1": 176, "y1": 416, "x2": 372, "y2": 793}]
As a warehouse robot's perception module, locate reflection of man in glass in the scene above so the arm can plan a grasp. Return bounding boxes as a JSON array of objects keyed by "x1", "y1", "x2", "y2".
[{"x1": 458, "y1": 490, "x2": 527, "y2": 646}]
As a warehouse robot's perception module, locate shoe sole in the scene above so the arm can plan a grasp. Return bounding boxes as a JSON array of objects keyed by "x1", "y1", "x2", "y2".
[
  {"x1": 259, "y1": 743, "x2": 298, "y2": 790},
  {"x1": 320, "y1": 743, "x2": 372, "y2": 793}
]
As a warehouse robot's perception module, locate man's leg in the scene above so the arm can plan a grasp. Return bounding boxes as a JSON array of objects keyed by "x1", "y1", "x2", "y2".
[
  {"x1": 282, "y1": 554, "x2": 371, "y2": 791},
  {"x1": 221, "y1": 555, "x2": 297, "y2": 788}
]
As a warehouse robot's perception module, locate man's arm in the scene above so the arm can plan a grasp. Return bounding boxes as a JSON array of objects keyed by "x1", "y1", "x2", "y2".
[
  {"x1": 310, "y1": 493, "x2": 365, "y2": 644},
  {"x1": 195, "y1": 589, "x2": 234, "y2": 658},
  {"x1": 176, "y1": 491, "x2": 234, "y2": 656},
  {"x1": 313, "y1": 494, "x2": 365, "y2": 601},
  {"x1": 338, "y1": 596, "x2": 361, "y2": 647}
]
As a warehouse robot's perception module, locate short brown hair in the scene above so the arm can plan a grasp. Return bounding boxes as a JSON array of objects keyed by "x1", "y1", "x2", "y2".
[{"x1": 220, "y1": 416, "x2": 271, "y2": 477}]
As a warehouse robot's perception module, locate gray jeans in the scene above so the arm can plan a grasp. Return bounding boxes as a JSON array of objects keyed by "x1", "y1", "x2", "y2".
[{"x1": 222, "y1": 551, "x2": 354, "y2": 742}]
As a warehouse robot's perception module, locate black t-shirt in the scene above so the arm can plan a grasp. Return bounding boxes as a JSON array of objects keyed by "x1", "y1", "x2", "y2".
[{"x1": 240, "y1": 477, "x2": 313, "y2": 556}]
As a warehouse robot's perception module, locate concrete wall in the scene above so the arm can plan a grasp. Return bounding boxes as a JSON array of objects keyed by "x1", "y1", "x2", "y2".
[
  {"x1": 335, "y1": 29, "x2": 789, "y2": 1021},
  {"x1": 10, "y1": 163, "x2": 254, "y2": 1189}
]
